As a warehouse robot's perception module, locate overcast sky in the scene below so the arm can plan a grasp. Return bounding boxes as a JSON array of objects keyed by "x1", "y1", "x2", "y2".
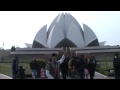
[{"x1": 0, "y1": 11, "x2": 120, "y2": 49}]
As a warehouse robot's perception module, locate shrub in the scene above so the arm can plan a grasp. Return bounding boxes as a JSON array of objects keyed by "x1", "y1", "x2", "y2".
[
  {"x1": 11, "y1": 46, "x2": 16, "y2": 52},
  {"x1": 36, "y1": 59, "x2": 46, "y2": 69},
  {"x1": 36, "y1": 59, "x2": 46, "y2": 77}
]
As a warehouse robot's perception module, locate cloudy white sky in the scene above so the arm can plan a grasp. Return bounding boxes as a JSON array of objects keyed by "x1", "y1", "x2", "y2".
[{"x1": 0, "y1": 11, "x2": 120, "y2": 49}]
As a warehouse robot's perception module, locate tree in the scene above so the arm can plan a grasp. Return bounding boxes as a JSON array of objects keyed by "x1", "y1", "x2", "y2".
[
  {"x1": 11, "y1": 46, "x2": 16, "y2": 52},
  {"x1": 36, "y1": 59, "x2": 46, "y2": 77}
]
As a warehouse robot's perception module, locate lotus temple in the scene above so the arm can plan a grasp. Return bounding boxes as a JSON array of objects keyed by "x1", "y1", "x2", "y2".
[{"x1": 10, "y1": 13, "x2": 120, "y2": 60}]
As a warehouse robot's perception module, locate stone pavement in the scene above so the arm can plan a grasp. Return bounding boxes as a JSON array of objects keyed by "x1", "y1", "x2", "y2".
[
  {"x1": 94, "y1": 72, "x2": 114, "y2": 79},
  {"x1": 0, "y1": 73, "x2": 12, "y2": 79},
  {"x1": 66, "y1": 72, "x2": 115, "y2": 79}
]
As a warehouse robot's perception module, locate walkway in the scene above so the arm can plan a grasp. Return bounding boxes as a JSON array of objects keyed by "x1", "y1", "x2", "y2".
[
  {"x1": 66, "y1": 72, "x2": 115, "y2": 79},
  {"x1": 0, "y1": 73, "x2": 12, "y2": 79}
]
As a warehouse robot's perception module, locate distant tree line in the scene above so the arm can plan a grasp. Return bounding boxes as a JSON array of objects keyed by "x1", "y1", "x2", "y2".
[{"x1": 11, "y1": 46, "x2": 16, "y2": 52}]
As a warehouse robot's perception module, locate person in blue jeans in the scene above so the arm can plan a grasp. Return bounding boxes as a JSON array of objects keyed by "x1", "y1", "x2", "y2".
[
  {"x1": 30, "y1": 57, "x2": 38, "y2": 79},
  {"x1": 12, "y1": 56, "x2": 19, "y2": 79}
]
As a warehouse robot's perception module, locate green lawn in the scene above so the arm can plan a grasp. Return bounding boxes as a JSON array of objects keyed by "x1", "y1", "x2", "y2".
[
  {"x1": 97, "y1": 61, "x2": 113, "y2": 70},
  {"x1": 0, "y1": 61, "x2": 114, "y2": 77},
  {"x1": 96, "y1": 61, "x2": 114, "y2": 76},
  {"x1": 0, "y1": 63, "x2": 31, "y2": 77}
]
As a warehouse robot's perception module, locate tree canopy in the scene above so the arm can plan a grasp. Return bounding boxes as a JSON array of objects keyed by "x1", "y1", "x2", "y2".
[{"x1": 11, "y1": 46, "x2": 16, "y2": 52}]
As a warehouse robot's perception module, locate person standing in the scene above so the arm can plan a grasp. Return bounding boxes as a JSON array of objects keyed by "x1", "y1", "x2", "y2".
[
  {"x1": 76, "y1": 55, "x2": 85, "y2": 79},
  {"x1": 30, "y1": 57, "x2": 38, "y2": 79},
  {"x1": 12, "y1": 56, "x2": 19, "y2": 79},
  {"x1": 45, "y1": 50, "x2": 66, "y2": 79},
  {"x1": 92, "y1": 56, "x2": 97, "y2": 68},
  {"x1": 113, "y1": 53, "x2": 120, "y2": 79},
  {"x1": 86, "y1": 59, "x2": 95, "y2": 79},
  {"x1": 40, "y1": 68, "x2": 45, "y2": 79},
  {"x1": 60, "y1": 58, "x2": 68, "y2": 79}
]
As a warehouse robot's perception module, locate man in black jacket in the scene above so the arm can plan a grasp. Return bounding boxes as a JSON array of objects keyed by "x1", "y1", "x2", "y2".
[
  {"x1": 60, "y1": 57, "x2": 68, "y2": 79},
  {"x1": 113, "y1": 53, "x2": 120, "y2": 79},
  {"x1": 30, "y1": 57, "x2": 38, "y2": 79},
  {"x1": 92, "y1": 56, "x2": 97, "y2": 67},
  {"x1": 86, "y1": 59, "x2": 95, "y2": 79},
  {"x1": 76, "y1": 55, "x2": 85, "y2": 79}
]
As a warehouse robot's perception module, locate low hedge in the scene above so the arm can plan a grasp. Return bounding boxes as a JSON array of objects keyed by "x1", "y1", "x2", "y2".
[
  {"x1": 36, "y1": 59, "x2": 46, "y2": 77},
  {"x1": 36, "y1": 59, "x2": 46, "y2": 69}
]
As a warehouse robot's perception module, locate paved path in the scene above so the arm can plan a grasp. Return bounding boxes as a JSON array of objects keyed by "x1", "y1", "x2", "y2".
[
  {"x1": 0, "y1": 73, "x2": 12, "y2": 79},
  {"x1": 94, "y1": 72, "x2": 114, "y2": 79},
  {"x1": 66, "y1": 72, "x2": 115, "y2": 79}
]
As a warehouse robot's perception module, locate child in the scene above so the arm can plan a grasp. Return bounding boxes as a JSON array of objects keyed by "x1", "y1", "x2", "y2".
[
  {"x1": 84, "y1": 68, "x2": 89, "y2": 79},
  {"x1": 40, "y1": 68, "x2": 45, "y2": 79},
  {"x1": 18, "y1": 66, "x2": 27, "y2": 79}
]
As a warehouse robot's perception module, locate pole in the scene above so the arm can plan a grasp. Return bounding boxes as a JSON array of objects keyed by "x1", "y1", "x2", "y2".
[
  {"x1": 69, "y1": 47, "x2": 71, "y2": 58},
  {"x1": 3, "y1": 42, "x2": 4, "y2": 50}
]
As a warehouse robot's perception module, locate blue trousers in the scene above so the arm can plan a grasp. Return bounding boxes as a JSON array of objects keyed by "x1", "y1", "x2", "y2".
[
  {"x1": 12, "y1": 73, "x2": 18, "y2": 79},
  {"x1": 32, "y1": 70, "x2": 37, "y2": 79}
]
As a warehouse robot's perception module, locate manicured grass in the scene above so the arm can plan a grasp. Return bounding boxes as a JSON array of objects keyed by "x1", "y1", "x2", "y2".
[
  {"x1": 0, "y1": 60, "x2": 114, "y2": 77},
  {"x1": 0, "y1": 60, "x2": 31, "y2": 63},
  {"x1": 0, "y1": 63, "x2": 31, "y2": 77},
  {"x1": 96, "y1": 61, "x2": 114, "y2": 76},
  {"x1": 0, "y1": 50, "x2": 10, "y2": 57},
  {"x1": 97, "y1": 61, "x2": 113, "y2": 70}
]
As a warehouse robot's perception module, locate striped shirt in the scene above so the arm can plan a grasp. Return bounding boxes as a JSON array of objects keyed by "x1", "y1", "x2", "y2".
[
  {"x1": 46, "y1": 55, "x2": 65, "y2": 79},
  {"x1": 46, "y1": 61, "x2": 60, "y2": 79}
]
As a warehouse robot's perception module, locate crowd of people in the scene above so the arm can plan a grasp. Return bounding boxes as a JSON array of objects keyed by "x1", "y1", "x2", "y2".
[
  {"x1": 45, "y1": 50, "x2": 97, "y2": 79},
  {"x1": 11, "y1": 56, "x2": 41, "y2": 79},
  {"x1": 60, "y1": 55, "x2": 97, "y2": 79},
  {"x1": 11, "y1": 51, "x2": 120, "y2": 79}
]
